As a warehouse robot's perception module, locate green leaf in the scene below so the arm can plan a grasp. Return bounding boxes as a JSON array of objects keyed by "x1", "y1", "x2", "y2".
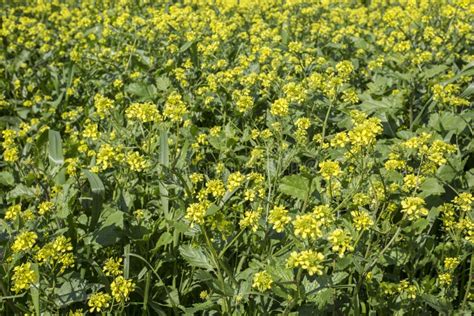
[
  {"x1": 179, "y1": 245, "x2": 214, "y2": 270},
  {"x1": 310, "y1": 288, "x2": 334, "y2": 309},
  {"x1": 8, "y1": 184, "x2": 35, "y2": 200},
  {"x1": 461, "y1": 82, "x2": 474, "y2": 98},
  {"x1": 156, "y1": 231, "x2": 173, "y2": 249},
  {"x1": 125, "y1": 82, "x2": 157, "y2": 101},
  {"x1": 83, "y1": 170, "x2": 105, "y2": 197},
  {"x1": 0, "y1": 171, "x2": 14, "y2": 186},
  {"x1": 331, "y1": 272, "x2": 349, "y2": 285},
  {"x1": 419, "y1": 178, "x2": 445, "y2": 197},
  {"x1": 278, "y1": 175, "x2": 310, "y2": 200},
  {"x1": 30, "y1": 263, "x2": 40, "y2": 315},
  {"x1": 48, "y1": 130, "x2": 64, "y2": 165},
  {"x1": 421, "y1": 294, "x2": 451, "y2": 313},
  {"x1": 422, "y1": 65, "x2": 448, "y2": 79},
  {"x1": 429, "y1": 112, "x2": 466, "y2": 133},
  {"x1": 466, "y1": 169, "x2": 474, "y2": 189},
  {"x1": 179, "y1": 41, "x2": 194, "y2": 53},
  {"x1": 156, "y1": 76, "x2": 171, "y2": 91},
  {"x1": 160, "y1": 129, "x2": 169, "y2": 216},
  {"x1": 206, "y1": 203, "x2": 219, "y2": 216},
  {"x1": 184, "y1": 301, "x2": 215, "y2": 315},
  {"x1": 94, "y1": 210, "x2": 124, "y2": 246},
  {"x1": 54, "y1": 277, "x2": 89, "y2": 307},
  {"x1": 83, "y1": 170, "x2": 105, "y2": 231}
]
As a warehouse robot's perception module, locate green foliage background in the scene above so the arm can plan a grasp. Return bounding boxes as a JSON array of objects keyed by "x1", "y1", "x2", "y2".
[{"x1": 0, "y1": 0, "x2": 473, "y2": 314}]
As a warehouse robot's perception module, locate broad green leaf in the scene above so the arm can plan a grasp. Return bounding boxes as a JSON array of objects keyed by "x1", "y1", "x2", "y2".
[
  {"x1": 0, "y1": 171, "x2": 14, "y2": 186},
  {"x1": 421, "y1": 294, "x2": 451, "y2": 313},
  {"x1": 429, "y1": 112, "x2": 466, "y2": 133},
  {"x1": 179, "y1": 245, "x2": 214, "y2": 270},
  {"x1": 30, "y1": 263, "x2": 40, "y2": 315},
  {"x1": 8, "y1": 184, "x2": 36, "y2": 200},
  {"x1": 94, "y1": 211, "x2": 124, "y2": 246},
  {"x1": 83, "y1": 170, "x2": 105, "y2": 196},
  {"x1": 179, "y1": 41, "x2": 194, "y2": 53},
  {"x1": 466, "y1": 169, "x2": 474, "y2": 189},
  {"x1": 48, "y1": 130, "x2": 64, "y2": 165},
  {"x1": 278, "y1": 175, "x2": 311, "y2": 200},
  {"x1": 184, "y1": 301, "x2": 215, "y2": 315},
  {"x1": 54, "y1": 277, "x2": 89, "y2": 307},
  {"x1": 83, "y1": 170, "x2": 105, "y2": 231},
  {"x1": 206, "y1": 203, "x2": 219, "y2": 216},
  {"x1": 156, "y1": 76, "x2": 171, "y2": 91},
  {"x1": 125, "y1": 82, "x2": 157, "y2": 101},
  {"x1": 156, "y1": 231, "x2": 173, "y2": 249},
  {"x1": 422, "y1": 65, "x2": 448, "y2": 79},
  {"x1": 419, "y1": 178, "x2": 445, "y2": 197},
  {"x1": 309, "y1": 288, "x2": 334, "y2": 309},
  {"x1": 331, "y1": 271, "x2": 349, "y2": 285}
]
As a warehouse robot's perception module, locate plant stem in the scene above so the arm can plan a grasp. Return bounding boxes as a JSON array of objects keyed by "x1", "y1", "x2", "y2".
[{"x1": 461, "y1": 253, "x2": 473, "y2": 310}]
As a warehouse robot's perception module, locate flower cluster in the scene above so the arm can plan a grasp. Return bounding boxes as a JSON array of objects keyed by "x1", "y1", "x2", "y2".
[
  {"x1": 252, "y1": 271, "x2": 273, "y2": 292},
  {"x1": 287, "y1": 250, "x2": 325, "y2": 276}
]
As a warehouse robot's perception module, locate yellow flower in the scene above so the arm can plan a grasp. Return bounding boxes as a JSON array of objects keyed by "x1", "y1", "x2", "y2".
[
  {"x1": 3, "y1": 147, "x2": 19, "y2": 162},
  {"x1": 38, "y1": 201, "x2": 54, "y2": 216},
  {"x1": 312, "y1": 204, "x2": 334, "y2": 226},
  {"x1": 227, "y1": 171, "x2": 245, "y2": 191},
  {"x1": 126, "y1": 151, "x2": 147, "y2": 172},
  {"x1": 330, "y1": 132, "x2": 349, "y2": 148},
  {"x1": 66, "y1": 158, "x2": 79, "y2": 176},
  {"x1": 11, "y1": 231, "x2": 38, "y2": 253},
  {"x1": 96, "y1": 144, "x2": 117, "y2": 171},
  {"x1": 163, "y1": 92, "x2": 188, "y2": 122},
  {"x1": 401, "y1": 197, "x2": 428, "y2": 220},
  {"x1": 453, "y1": 192, "x2": 473, "y2": 212},
  {"x1": 190, "y1": 173, "x2": 204, "y2": 184},
  {"x1": 348, "y1": 117, "x2": 383, "y2": 152},
  {"x1": 351, "y1": 211, "x2": 374, "y2": 231},
  {"x1": 233, "y1": 89, "x2": 254, "y2": 113},
  {"x1": 110, "y1": 276, "x2": 135, "y2": 303},
  {"x1": 252, "y1": 271, "x2": 273, "y2": 292},
  {"x1": 185, "y1": 200, "x2": 210, "y2": 225},
  {"x1": 270, "y1": 98, "x2": 289, "y2": 117},
  {"x1": 402, "y1": 174, "x2": 424, "y2": 192},
  {"x1": 293, "y1": 213, "x2": 322, "y2": 240},
  {"x1": 200, "y1": 290, "x2": 209, "y2": 300},
  {"x1": 103, "y1": 257, "x2": 123, "y2": 277},
  {"x1": 336, "y1": 60, "x2": 354, "y2": 79},
  {"x1": 36, "y1": 236, "x2": 74, "y2": 273},
  {"x1": 88, "y1": 292, "x2": 111, "y2": 313},
  {"x1": 287, "y1": 250, "x2": 325, "y2": 276},
  {"x1": 399, "y1": 282, "x2": 418, "y2": 300},
  {"x1": 11, "y1": 262, "x2": 37, "y2": 293},
  {"x1": 5, "y1": 204, "x2": 22, "y2": 221},
  {"x1": 269, "y1": 205, "x2": 291, "y2": 233},
  {"x1": 82, "y1": 120, "x2": 100, "y2": 140},
  {"x1": 438, "y1": 273, "x2": 452, "y2": 286},
  {"x1": 206, "y1": 179, "x2": 225, "y2": 198},
  {"x1": 125, "y1": 102, "x2": 161, "y2": 123},
  {"x1": 444, "y1": 257, "x2": 460, "y2": 270},
  {"x1": 239, "y1": 210, "x2": 261, "y2": 232},
  {"x1": 384, "y1": 153, "x2": 406, "y2": 171},
  {"x1": 328, "y1": 228, "x2": 354, "y2": 257},
  {"x1": 319, "y1": 160, "x2": 341, "y2": 180},
  {"x1": 93, "y1": 94, "x2": 114, "y2": 119}
]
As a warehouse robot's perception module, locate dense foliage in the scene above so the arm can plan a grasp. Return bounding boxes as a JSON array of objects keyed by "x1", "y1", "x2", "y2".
[{"x1": 1, "y1": 0, "x2": 473, "y2": 314}]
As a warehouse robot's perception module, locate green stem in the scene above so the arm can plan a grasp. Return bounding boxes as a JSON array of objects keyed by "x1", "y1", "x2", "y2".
[
  {"x1": 461, "y1": 253, "x2": 473, "y2": 310},
  {"x1": 218, "y1": 228, "x2": 245, "y2": 258},
  {"x1": 203, "y1": 228, "x2": 231, "y2": 313}
]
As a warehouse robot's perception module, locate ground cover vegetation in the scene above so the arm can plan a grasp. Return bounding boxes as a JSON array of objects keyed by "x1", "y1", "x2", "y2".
[{"x1": 0, "y1": 0, "x2": 473, "y2": 314}]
